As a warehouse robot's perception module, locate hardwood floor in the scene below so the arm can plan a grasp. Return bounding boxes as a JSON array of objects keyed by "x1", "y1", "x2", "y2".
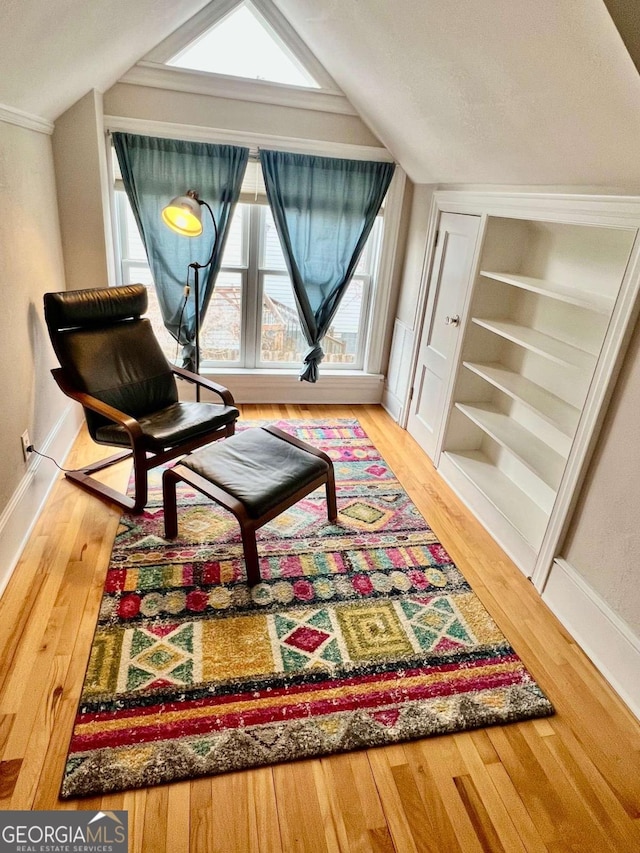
[{"x1": 1, "y1": 403, "x2": 639, "y2": 851}]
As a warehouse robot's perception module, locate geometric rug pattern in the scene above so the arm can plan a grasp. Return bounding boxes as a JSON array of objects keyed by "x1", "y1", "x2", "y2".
[{"x1": 61, "y1": 420, "x2": 553, "y2": 797}]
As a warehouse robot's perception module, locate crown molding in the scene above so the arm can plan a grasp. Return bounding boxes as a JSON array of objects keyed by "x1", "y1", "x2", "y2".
[
  {"x1": 0, "y1": 102, "x2": 54, "y2": 135},
  {"x1": 120, "y1": 62, "x2": 357, "y2": 116}
]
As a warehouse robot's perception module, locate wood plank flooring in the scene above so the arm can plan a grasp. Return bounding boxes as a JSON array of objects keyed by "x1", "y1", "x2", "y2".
[{"x1": 1, "y1": 403, "x2": 639, "y2": 851}]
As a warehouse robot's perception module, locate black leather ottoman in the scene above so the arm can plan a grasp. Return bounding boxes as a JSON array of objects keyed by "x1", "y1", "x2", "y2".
[{"x1": 162, "y1": 425, "x2": 337, "y2": 585}]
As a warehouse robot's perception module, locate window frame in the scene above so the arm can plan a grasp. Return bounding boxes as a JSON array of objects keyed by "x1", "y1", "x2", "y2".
[
  {"x1": 113, "y1": 189, "x2": 384, "y2": 372},
  {"x1": 254, "y1": 204, "x2": 380, "y2": 371},
  {"x1": 200, "y1": 203, "x2": 250, "y2": 366},
  {"x1": 166, "y1": 2, "x2": 320, "y2": 90},
  {"x1": 142, "y1": 0, "x2": 340, "y2": 95}
]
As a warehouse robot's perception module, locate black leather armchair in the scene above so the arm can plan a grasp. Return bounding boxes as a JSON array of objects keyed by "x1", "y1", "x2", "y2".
[{"x1": 44, "y1": 284, "x2": 239, "y2": 513}]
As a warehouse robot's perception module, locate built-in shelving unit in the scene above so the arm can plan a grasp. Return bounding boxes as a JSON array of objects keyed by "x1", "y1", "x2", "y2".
[{"x1": 437, "y1": 213, "x2": 637, "y2": 575}]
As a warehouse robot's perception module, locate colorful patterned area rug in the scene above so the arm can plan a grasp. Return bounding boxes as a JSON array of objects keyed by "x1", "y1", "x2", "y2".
[{"x1": 61, "y1": 419, "x2": 553, "y2": 798}]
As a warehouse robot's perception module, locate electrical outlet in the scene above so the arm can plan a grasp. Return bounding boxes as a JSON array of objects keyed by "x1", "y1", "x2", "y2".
[{"x1": 21, "y1": 430, "x2": 31, "y2": 462}]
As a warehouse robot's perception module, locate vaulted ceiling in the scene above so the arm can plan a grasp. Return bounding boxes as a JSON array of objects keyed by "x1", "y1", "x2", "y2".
[
  {"x1": 2, "y1": 0, "x2": 640, "y2": 187},
  {"x1": 0, "y1": 0, "x2": 209, "y2": 121},
  {"x1": 272, "y1": 0, "x2": 640, "y2": 186}
]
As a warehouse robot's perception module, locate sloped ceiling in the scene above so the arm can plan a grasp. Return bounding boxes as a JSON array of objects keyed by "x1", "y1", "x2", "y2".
[
  {"x1": 0, "y1": 0, "x2": 209, "y2": 121},
  {"x1": 273, "y1": 0, "x2": 640, "y2": 186},
  {"x1": 2, "y1": 0, "x2": 640, "y2": 187}
]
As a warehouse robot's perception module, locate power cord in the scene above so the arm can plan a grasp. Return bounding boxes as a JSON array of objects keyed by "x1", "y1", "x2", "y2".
[
  {"x1": 174, "y1": 283, "x2": 190, "y2": 364},
  {"x1": 26, "y1": 445, "x2": 86, "y2": 474}
]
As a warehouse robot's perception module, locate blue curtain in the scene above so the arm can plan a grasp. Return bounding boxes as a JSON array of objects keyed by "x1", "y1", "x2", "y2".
[
  {"x1": 260, "y1": 150, "x2": 395, "y2": 382},
  {"x1": 113, "y1": 133, "x2": 249, "y2": 370}
]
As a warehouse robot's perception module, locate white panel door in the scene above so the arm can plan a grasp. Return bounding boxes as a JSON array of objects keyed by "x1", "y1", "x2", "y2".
[{"x1": 407, "y1": 213, "x2": 481, "y2": 461}]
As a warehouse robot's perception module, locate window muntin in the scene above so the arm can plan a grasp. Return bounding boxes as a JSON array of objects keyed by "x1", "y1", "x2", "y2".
[{"x1": 114, "y1": 191, "x2": 382, "y2": 370}]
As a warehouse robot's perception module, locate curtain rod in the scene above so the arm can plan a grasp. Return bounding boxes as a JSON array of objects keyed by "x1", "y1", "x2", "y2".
[{"x1": 104, "y1": 123, "x2": 395, "y2": 164}]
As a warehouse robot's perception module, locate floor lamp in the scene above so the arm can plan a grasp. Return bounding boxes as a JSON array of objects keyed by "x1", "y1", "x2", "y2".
[{"x1": 161, "y1": 190, "x2": 218, "y2": 401}]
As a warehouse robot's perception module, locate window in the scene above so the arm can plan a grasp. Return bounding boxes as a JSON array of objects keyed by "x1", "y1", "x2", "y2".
[
  {"x1": 167, "y1": 2, "x2": 319, "y2": 89},
  {"x1": 115, "y1": 192, "x2": 383, "y2": 371}
]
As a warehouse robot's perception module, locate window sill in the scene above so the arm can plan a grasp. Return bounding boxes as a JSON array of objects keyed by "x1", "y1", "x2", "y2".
[{"x1": 201, "y1": 367, "x2": 379, "y2": 377}]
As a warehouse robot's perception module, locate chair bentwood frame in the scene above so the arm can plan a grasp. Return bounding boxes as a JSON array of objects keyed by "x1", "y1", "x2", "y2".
[{"x1": 44, "y1": 284, "x2": 239, "y2": 513}]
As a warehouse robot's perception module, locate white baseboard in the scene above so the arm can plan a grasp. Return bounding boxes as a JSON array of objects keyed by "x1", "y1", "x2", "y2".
[
  {"x1": 0, "y1": 404, "x2": 82, "y2": 598},
  {"x1": 543, "y1": 558, "x2": 640, "y2": 721}
]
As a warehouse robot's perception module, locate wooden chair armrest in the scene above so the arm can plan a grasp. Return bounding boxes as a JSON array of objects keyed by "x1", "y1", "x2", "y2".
[
  {"x1": 51, "y1": 368, "x2": 144, "y2": 443},
  {"x1": 171, "y1": 365, "x2": 236, "y2": 406}
]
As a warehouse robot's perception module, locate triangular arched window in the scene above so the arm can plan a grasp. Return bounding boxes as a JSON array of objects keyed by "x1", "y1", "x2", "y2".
[{"x1": 167, "y1": 2, "x2": 320, "y2": 88}]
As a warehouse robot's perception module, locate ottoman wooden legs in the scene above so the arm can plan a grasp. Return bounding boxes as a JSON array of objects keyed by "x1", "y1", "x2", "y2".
[{"x1": 162, "y1": 426, "x2": 337, "y2": 586}]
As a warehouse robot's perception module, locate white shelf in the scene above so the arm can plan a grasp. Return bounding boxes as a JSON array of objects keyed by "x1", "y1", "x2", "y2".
[
  {"x1": 443, "y1": 450, "x2": 549, "y2": 549},
  {"x1": 455, "y1": 402, "x2": 567, "y2": 490},
  {"x1": 472, "y1": 317, "x2": 597, "y2": 371},
  {"x1": 480, "y1": 270, "x2": 614, "y2": 315},
  {"x1": 463, "y1": 361, "x2": 581, "y2": 438}
]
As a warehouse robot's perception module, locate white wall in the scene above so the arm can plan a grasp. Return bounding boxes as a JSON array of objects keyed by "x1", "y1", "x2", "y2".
[
  {"x1": 562, "y1": 319, "x2": 640, "y2": 635},
  {"x1": 394, "y1": 185, "x2": 435, "y2": 327},
  {"x1": 0, "y1": 117, "x2": 81, "y2": 593},
  {"x1": 276, "y1": 0, "x2": 640, "y2": 188},
  {"x1": 544, "y1": 320, "x2": 640, "y2": 717},
  {"x1": 0, "y1": 121, "x2": 69, "y2": 506},
  {"x1": 53, "y1": 90, "x2": 115, "y2": 291}
]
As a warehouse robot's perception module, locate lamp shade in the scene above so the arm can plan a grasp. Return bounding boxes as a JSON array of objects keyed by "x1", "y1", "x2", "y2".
[{"x1": 161, "y1": 192, "x2": 203, "y2": 237}]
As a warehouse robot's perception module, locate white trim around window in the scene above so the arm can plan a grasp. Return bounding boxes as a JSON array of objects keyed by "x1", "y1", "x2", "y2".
[
  {"x1": 115, "y1": 193, "x2": 381, "y2": 373},
  {"x1": 141, "y1": 0, "x2": 341, "y2": 94},
  {"x1": 119, "y1": 64, "x2": 356, "y2": 116}
]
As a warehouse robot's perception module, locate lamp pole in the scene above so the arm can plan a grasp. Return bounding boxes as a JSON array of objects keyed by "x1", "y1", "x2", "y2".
[
  {"x1": 162, "y1": 190, "x2": 219, "y2": 402},
  {"x1": 189, "y1": 197, "x2": 218, "y2": 390}
]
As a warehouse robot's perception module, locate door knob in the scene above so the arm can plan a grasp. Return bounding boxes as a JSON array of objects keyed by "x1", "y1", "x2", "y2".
[{"x1": 445, "y1": 314, "x2": 460, "y2": 326}]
